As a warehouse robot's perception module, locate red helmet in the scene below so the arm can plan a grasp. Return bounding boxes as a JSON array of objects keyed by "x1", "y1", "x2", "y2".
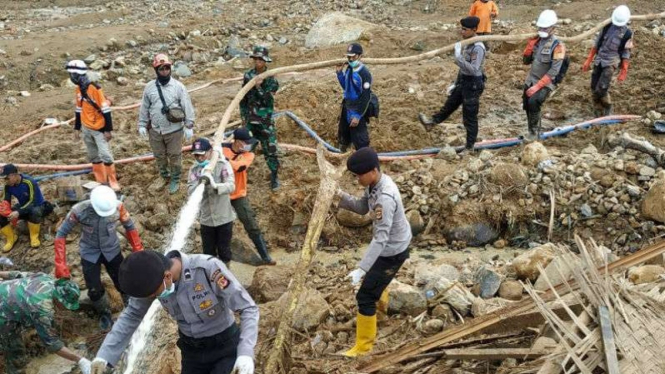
[{"x1": 152, "y1": 53, "x2": 172, "y2": 68}]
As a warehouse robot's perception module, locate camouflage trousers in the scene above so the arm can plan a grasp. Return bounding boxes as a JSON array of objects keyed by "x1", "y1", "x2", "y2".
[
  {"x1": 246, "y1": 122, "x2": 279, "y2": 173},
  {"x1": 0, "y1": 323, "x2": 27, "y2": 374}
]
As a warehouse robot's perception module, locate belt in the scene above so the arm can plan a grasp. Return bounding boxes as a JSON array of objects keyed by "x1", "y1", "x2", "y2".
[{"x1": 177, "y1": 323, "x2": 239, "y2": 349}]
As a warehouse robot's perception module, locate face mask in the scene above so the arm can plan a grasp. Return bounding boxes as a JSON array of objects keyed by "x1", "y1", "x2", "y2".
[
  {"x1": 196, "y1": 159, "x2": 210, "y2": 168},
  {"x1": 242, "y1": 144, "x2": 253, "y2": 152},
  {"x1": 348, "y1": 60, "x2": 360, "y2": 68},
  {"x1": 538, "y1": 31, "x2": 549, "y2": 38},
  {"x1": 157, "y1": 280, "x2": 175, "y2": 299}
]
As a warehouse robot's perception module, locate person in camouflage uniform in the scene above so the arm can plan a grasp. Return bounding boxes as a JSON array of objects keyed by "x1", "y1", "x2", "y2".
[
  {"x1": 0, "y1": 271, "x2": 91, "y2": 374},
  {"x1": 239, "y1": 46, "x2": 281, "y2": 191}
]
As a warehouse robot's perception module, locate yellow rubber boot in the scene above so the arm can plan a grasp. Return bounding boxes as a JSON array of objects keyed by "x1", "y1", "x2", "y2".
[
  {"x1": 377, "y1": 289, "x2": 389, "y2": 315},
  {"x1": 1, "y1": 224, "x2": 18, "y2": 253},
  {"x1": 344, "y1": 313, "x2": 377, "y2": 357},
  {"x1": 27, "y1": 222, "x2": 41, "y2": 248}
]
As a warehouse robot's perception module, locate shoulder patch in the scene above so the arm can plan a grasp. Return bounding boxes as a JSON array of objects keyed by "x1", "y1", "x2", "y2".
[
  {"x1": 216, "y1": 275, "x2": 230, "y2": 290},
  {"x1": 373, "y1": 204, "x2": 383, "y2": 221},
  {"x1": 553, "y1": 44, "x2": 566, "y2": 60}
]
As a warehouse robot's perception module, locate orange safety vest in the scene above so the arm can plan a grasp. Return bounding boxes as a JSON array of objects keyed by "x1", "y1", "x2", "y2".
[
  {"x1": 223, "y1": 146, "x2": 255, "y2": 200},
  {"x1": 75, "y1": 84, "x2": 111, "y2": 131}
]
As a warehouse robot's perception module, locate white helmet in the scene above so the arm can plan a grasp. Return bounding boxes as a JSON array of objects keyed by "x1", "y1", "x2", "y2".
[
  {"x1": 65, "y1": 60, "x2": 87, "y2": 74},
  {"x1": 612, "y1": 5, "x2": 631, "y2": 27},
  {"x1": 90, "y1": 186, "x2": 119, "y2": 217},
  {"x1": 536, "y1": 10, "x2": 558, "y2": 28}
]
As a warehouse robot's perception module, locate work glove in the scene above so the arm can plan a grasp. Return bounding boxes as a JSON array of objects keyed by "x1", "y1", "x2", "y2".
[
  {"x1": 78, "y1": 358, "x2": 92, "y2": 374},
  {"x1": 446, "y1": 83, "x2": 456, "y2": 96},
  {"x1": 526, "y1": 75, "x2": 552, "y2": 98},
  {"x1": 138, "y1": 127, "x2": 148, "y2": 139},
  {"x1": 184, "y1": 127, "x2": 194, "y2": 141},
  {"x1": 54, "y1": 237, "x2": 71, "y2": 279},
  {"x1": 90, "y1": 358, "x2": 108, "y2": 374},
  {"x1": 231, "y1": 355, "x2": 254, "y2": 374},
  {"x1": 617, "y1": 60, "x2": 630, "y2": 83},
  {"x1": 523, "y1": 37, "x2": 538, "y2": 57},
  {"x1": 454, "y1": 42, "x2": 462, "y2": 59},
  {"x1": 582, "y1": 47, "x2": 597, "y2": 72},
  {"x1": 202, "y1": 170, "x2": 218, "y2": 189},
  {"x1": 347, "y1": 268, "x2": 366, "y2": 286}
]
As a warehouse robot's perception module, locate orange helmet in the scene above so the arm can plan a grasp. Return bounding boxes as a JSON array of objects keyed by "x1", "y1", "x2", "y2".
[{"x1": 152, "y1": 53, "x2": 172, "y2": 68}]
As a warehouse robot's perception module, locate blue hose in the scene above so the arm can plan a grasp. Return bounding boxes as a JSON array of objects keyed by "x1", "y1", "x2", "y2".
[{"x1": 34, "y1": 169, "x2": 92, "y2": 182}]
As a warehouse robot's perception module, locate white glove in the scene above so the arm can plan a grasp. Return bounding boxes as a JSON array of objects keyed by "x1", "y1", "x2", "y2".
[
  {"x1": 184, "y1": 127, "x2": 194, "y2": 141},
  {"x1": 347, "y1": 268, "x2": 366, "y2": 286},
  {"x1": 446, "y1": 83, "x2": 456, "y2": 95},
  {"x1": 454, "y1": 42, "x2": 462, "y2": 58},
  {"x1": 90, "y1": 358, "x2": 107, "y2": 374},
  {"x1": 202, "y1": 170, "x2": 217, "y2": 188},
  {"x1": 232, "y1": 355, "x2": 254, "y2": 374},
  {"x1": 78, "y1": 358, "x2": 92, "y2": 374},
  {"x1": 138, "y1": 127, "x2": 148, "y2": 139}
]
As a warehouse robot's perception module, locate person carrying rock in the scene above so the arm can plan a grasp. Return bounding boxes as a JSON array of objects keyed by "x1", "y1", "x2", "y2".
[
  {"x1": 54, "y1": 185, "x2": 144, "y2": 330},
  {"x1": 0, "y1": 270, "x2": 91, "y2": 374},
  {"x1": 336, "y1": 42, "x2": 374, "y2": 152},
  {"x1": 335, "y1": 147, "x2": 411, "y2": 357},
  {"x1": 522, "y1": 10, "x2": 566, "y2": 141},
  {"x1": 138, "y1": 53, "x2": 196, "y2": 194},
  {"x1": 419, "y1": 16, "x2": 486, "y2": 154},
  {"x1": 187, "y1": 137, "x2": 236, "y2": 267},
  {"x1": 240, "y1": 46, "x2": 281, "y2": 191},
  {"x1": 66, "y1": 60, "x2": 120, "y2": 191},
  {"x1": 223, "y1": 128, "x2": 276, "y2": 266},
  {"x1": 0, "y1": 164, "x2": 52, "y2": 251},
  {"x1": 582, "y1": 5, "x2": 633, "y2": 117},
  {"x1": 90, "y1": 250, "x2": 258, "y2": 374},
  {"x1": 469, "y1": 0, "x2": 498, "y2": 51}
]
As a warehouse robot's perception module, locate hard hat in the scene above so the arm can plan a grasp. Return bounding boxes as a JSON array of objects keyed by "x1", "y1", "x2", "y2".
[
  {"x1": 152, "y1": 53, "x2": 172, "y2": 68},
  {"x1": 65, "y1": 60, "x2": 88, "y2": 74},
  {"x1": 90, "y1": 186, "x2": 119, "y2": 217},
  {"x1": 611, "y1": 5, "x2": 631, "y2": 27},
  {"x1": 536, "y1": 10, "x2": 558, "y2": 28}
]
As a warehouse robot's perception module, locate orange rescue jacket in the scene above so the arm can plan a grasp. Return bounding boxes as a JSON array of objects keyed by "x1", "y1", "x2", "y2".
[
  {"x1": 469, "y1": 0, "x2": 498, "y2": 34},
  {"x1": 223, "y1": 144, "x2": 255, "y2": 200},
  {"x1": 75, "y1": 84, "x2": 111, "y2": 131}
]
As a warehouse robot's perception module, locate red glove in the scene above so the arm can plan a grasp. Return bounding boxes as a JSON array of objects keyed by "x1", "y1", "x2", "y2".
[
  {"x1": 54, "y1": 237, "x2": 71, "y2": 278},
  {"x1": 0, "y1": 201, "x2": 11, "y2": 218},
  {"x1": 618, "y1": 60, "x2": 629, "y2": 82},
  {"x1": 523, "y1": 37, "x2": 539, "y2": 57},
  {"x1": 526, "y1": 75, "x2": 552, "y2": 98},
  {"x1": 126, "y1": 228, "x2": 144, "y2": 252},
  {"x1": 582, "y1": 47, "x2": 597, "y2": 72}
]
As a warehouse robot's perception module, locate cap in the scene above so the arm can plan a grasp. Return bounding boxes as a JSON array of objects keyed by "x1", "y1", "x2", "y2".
[
  {"x1": 119, "y1": 250, "x2": 171, "y2": 298},
  {"x1": 250, "y1": 46, "x2": 272, "y2": 62},
  {"x1": 192, "y1": 138, "x2": 212, "y2": 155},
  {"x1": 152, "y1": 53, "x2": 172, "y2": 68},
  {"x1": 461, "y1": 16, "x2": 481, "y2": 29},
  {"x1": 347, "y1": 147, "x2": 380, "y2": 175},
  {"x1": 0, "y1": 164, "x2": 18, "y2": 178},
  {"x1": 53, "y1": 279, "x2": 81, "y2": 311},
  {"x1": 346, "y1": 43, "x2": 364, "y2": 56},
  {"x1": 233, "y1": 128, "x2": 258, "y2": 145}
]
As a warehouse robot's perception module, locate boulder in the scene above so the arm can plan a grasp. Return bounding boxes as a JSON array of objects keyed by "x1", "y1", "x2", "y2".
[
  {"x1": 498, "y1": 280, "x2": 523, "y2": 301},
  {"x1": 533, "y1": 252, "x2": 577, "y2": 291},
  {"x1": 249, "y1": 265, "x2": 294, "y2": 302},
  {"x1": 445, "y1": 223, "x2": 499, "y2": 247},
  {"x1": 472, "y1": 265, "x2": 503, "y2": 299},
  {"x1": 406, "y1": 210, "x2": 425, "y2": 236},
  {"x1": 488, "y1": 163, "x2": 529, "y2": 187},
  {"x1": 305, "y1": 12, "x2": 377, "y2": 48},
  {"x1": 642, "y1": 180, "x2": 665, "y2": 223},
  {"x1": 521, "y1": 142, "x2": 549, "y2": 167},
  {"x1": 388, "y1": 280, "x2": 427, "y2": 316},
  {"x1": 336, "y1": 209, "x2": 372, "y2": 228},
  {"x1": 276, "y1": 288, "x2": 330, "y2": 331},
  {"x1": 424, "y1": 277, "x2": 475, "y2": 316},
  {"x1": 422, "y1": 319, "x2": 444, "y2": 334},
  {"x1": 627, "y1": 265, "x2": 665, "y2": 284},
  {"x1": 173, "y1": 61, "x2": 192, "y2": 77},
  {"x1": 512, "y1": 243, "x2": 558, "y2": 282},
  {"x1": 431, "y1": 303, "x2": 455, "y2": 323},
  {"x1": 414, "y1": 262, "x2": 459, "y2": 286}
]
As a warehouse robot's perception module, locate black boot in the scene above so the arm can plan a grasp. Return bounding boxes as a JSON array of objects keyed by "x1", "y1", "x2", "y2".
[
  {"x1": 92, "y1": 295, "x2": 113, "y2": 331},
  {"x1": 270, "y1": 170, "x2": 280, "y2": 191},
  {"x1": 250, "y1": 233, "x2": 276, "y2": 266}
]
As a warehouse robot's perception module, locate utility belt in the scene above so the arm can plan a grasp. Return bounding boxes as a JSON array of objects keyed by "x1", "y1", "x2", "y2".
[{"x1": 177, "y1": 323, "x2": 239, "y2": 350}]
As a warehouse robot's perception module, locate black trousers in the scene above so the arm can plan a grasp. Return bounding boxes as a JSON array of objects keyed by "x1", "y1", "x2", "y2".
[
  {"x1": 0, "y1": 204, "x2": 47, "y2": 226},
  {"x1": 357, "y1": 249, "x2": 409, "y2": 316},
  {"x1": 591, "y1": 64, "x2": 615, "y2": 111},
  {"x1": 82, "y1": 253, "x2": 124, "y2": 301},
  {"x1": 338, "y1": 104, "x2": 370, "y2": 150},
  {"x1": 178, "y1": 324, "x2": 240, "y2": 374},
  {"x1": 522, "y1": 85, "x2": 552, "y2": 135},
  {"x1": 431, "y1": 76, "x2": 484, "y2": 149},
  {"x1": 201, "y1": 222, "x2": 233, "y2": 263}
]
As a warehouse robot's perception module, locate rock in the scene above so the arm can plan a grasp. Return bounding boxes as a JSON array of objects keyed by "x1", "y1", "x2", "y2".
[
  {"x1": 276, "y1": 288, "x2": 330, "y2": 331},
  {"x1": 84, "y1": 54, "x2": 97, "y2": 64},
  {"x1": 406, "y1": 210, "x2": 425, "y2": 236},
  {"x1": 38, "y1": 84, "x2": 54, "y2": 91},
  {"x1": 19, "y1": 91, "x2": 30, "y2": 97},
  {"x1": 512, "y1": 243, "x2": 558, "y2": 282},
  {"x1": 488, "y1": 162, "x2": 528, "y2": 187},
  {"x1": 647, "y1": 110, "x2": 663, "y2": 121},
  {"x1": 471, "y1": 297, "x2": 514, "y2": 317},
  {"x1": 642, "y1": 180, "x2": 665, "y2": 223},
  {"x1": 173, "y1": 61, "x2": 192, "y2": 77},
  {"x1": 627, "y1": 265, "x2": 665, "y2": 284},
  {"x1": 431, "y1": 303, "x2": 455, "y2": 322},
  {"x1": 279, "y1": 37, "x2": 288, "y2": 45},
  {"x1": 414, "y1": 262, "x2": 459, "y2": 286},
  {"x1": 425, "y1": 277, "x2": 475, "y2": 315},
  {"x1": 473, "y1": 265, "x2": 503, "y2": 299},
  {"x1": 581, "y1": 144, "x2": 598, "y2": 154},
  {"x1": 436, "y1": 146, "x2": 458, "y2": 161},
  {"x1": 534, "y1": 252, "x2": 577, "y2": 291},
  {"x1": 117, "y1": 77, "x2": 129, "y2": 86},
  {"x1": 388, "y1": 280, "x2": 427, "y2": 316},
  {"x1": 521, "y1": 142, "x2": 549, "y2": 167},
  {"x1": 625, "y1": 161, "x2": 640, "y2": 175},
  {"x1": 445, "y1": 223, "x2": 499, "y2": 247},
  {"x1": 640, "y1": 166, "x2": 656, "y2": 177},
  {"x1": 498, "y1": 280, "x2": 523, "y2": 300},
  {"x1": 145, "y1": 213, "x2": 171, "y2": 231},
  {"x1": 493, "y1": 239, "x2": 507, "y2": 248},
  {"x1": 305, "y1": 12, "x2": 377, "y2": 48},
  {"x1": 422, "y1": 319, "x2": 444, "y2": 334},
  {"x1": 478, "y1": 150, "x2": 493, "y2": 162},
  {"x1": 580, "y1": 203, "x2": 593, "y2": 218},
  {"x1": 249, "y1": 265, "x2": 294, "y2": 302},
  {"x1": 336, "y1": 209, "x2": 371, "y2": 228}
]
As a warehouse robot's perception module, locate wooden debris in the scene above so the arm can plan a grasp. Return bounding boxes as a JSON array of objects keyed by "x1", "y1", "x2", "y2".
[{"x1": 598, "y1": 306, "x2": 620, "y2": 374}]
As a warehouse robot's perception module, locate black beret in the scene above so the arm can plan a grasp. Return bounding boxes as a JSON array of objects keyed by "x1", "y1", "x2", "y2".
[
  {"x1": 119, "y1": 250, "x2": 171, "y2": 298},
  {"x1": 461, "y1": 16, "x2": 481, "y2": 29},
  {"x1": 347, "y1": 147, "x2": 380, "y2": 175}
]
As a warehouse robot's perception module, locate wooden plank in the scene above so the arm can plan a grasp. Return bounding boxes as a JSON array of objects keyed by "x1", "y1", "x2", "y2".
[
  {"x1": 442, "y1": 348, "x2": 549, "y2": 360},
  {"x1": 598, "y1": 306, "x2": 620, "y2": 374}
]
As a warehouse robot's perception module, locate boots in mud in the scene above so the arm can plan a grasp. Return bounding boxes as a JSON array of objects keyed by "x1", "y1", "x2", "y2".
[
  {"x1": 92, "y1": 294, "x2": 114, "y2": 331},
  {"x1": 249, "y1": 233, "x2": 276, "y2": 266}
]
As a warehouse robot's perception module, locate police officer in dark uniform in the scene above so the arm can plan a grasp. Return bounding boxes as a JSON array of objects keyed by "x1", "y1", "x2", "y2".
[
  {"x1": 90, "y1": 250, "x2": 258, "y2": 374},
  {"x1": 419, "y1": 16, "x2": 486, "y2": 154},
  {"x1": 336, "y1": 43, "x2": 373, "y2": 151}
]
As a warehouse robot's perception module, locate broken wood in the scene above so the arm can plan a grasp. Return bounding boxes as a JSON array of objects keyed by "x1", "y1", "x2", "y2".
[
  {"x1": 598, "y1": 306, "x2": 620, "y2": 374},
  {"x1": 607, "y1": 132, "x2": 665, "y2": 166},
  {"x1": 440, "y1": 348, "x2": 549, "y2": 360}
]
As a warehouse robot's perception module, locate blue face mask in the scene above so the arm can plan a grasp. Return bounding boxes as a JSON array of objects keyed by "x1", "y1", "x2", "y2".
[
  {"x1": 196, "y1": 159, "x2": 210, "y2": 168},
  {"x1": 157, "y1": 280, "x2": 175, "y2": 299},
  {"x1": 348, "y1": 60, "x2": 360, "y2": 68}
]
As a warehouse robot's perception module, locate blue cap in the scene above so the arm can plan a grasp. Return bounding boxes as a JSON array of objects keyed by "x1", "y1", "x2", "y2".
[
  {"x1": 191, "y1": 138, "x2": 212, "y2": 155},
  {"x1": 346, "y1": 43, "x2": 363, "y2": 56}
]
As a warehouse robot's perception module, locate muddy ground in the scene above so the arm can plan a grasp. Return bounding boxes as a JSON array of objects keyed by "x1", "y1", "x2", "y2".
[{"x1": 1, "y1": 0, "x2": 665, "y2": 373}]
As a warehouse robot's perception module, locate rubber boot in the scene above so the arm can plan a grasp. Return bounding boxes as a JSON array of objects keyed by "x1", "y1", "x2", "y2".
[
  {"x1": 92, "y1": 295, "x2": 113, "y2": 331},
  {"x1": 270, "y1": 170, "x2": 280, "y2": 191},
  {"x1": 344, "y1": 313, "x2": 377, "y2": 357},
  {"x1": 169, "y1": 165, "x2": 181, "y2": 195},
  {"x1": 376, "y1": 289, "x2": 389, "y2": 321},
  {"x1": 249, "y1": 233, "x2": 276, "y2": 265},
  {"x1": 159, "y1": 165, "x2": 170, "y2": 180},
  {"x1": 1, "y1": 224, "x2": 18, "y2": 253},
  {"x1": 105, "y1": 164, "x2": 121, "y2": 192},
  {"x1": 525, "y1": 111, "x2": 539, "y2": 142},
  {"x1": 91, "y1": 163, "x2": 107, "y2": 184},
  {"x1": 27, "y1": 222, "x2": 41, "y2": 248}
]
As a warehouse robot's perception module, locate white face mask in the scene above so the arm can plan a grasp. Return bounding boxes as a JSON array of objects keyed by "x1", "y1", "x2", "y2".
[
  {"x1": 538, "y1": 31, "x2": 549, "y2": 38},
  {"x1": 242, "y1": 144, "x2": 253, "y2": 152}
]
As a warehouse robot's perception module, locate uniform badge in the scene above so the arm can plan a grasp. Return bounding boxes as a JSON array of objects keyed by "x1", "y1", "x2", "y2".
[
  {"x1": 216, "y1": 275, "x2": 230, "y2": 290},
  {"x1": 373, "y1": 204, "x2": 383, "y2": 221},
  {"x1": 208, "y1": 309, "x2": 216, "y2": 317},
  {"x1": 199, "y1": 300, "x2": 212, "y2": 310},
  {"x1": 194, "y1": 283, "x2": 204, "y2": 292},
  {"x1": 553, "y1": 45, "x2": 566, "y2": 60},
  {"x1": 184, "y1": 269, "x2": 192, "y2": 281}
]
